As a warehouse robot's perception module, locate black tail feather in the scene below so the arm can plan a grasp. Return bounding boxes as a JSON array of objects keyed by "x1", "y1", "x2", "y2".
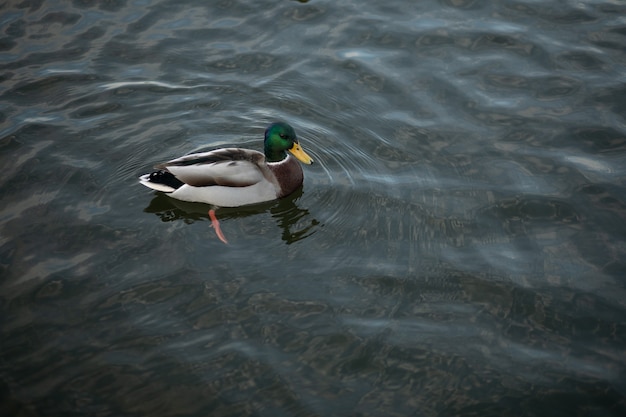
[{"x1": 148, "y1": 170, "x2": 184, "y2": 189}]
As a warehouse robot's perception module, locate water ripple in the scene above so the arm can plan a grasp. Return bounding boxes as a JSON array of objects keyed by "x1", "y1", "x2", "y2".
[{"x1": 100, "y1": 80, "x2": 198, "y2": 92}]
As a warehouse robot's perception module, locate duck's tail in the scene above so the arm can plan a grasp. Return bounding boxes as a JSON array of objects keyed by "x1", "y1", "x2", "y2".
[{"x1": 139, "y1": 170, "x2": 184, "y2": 193}]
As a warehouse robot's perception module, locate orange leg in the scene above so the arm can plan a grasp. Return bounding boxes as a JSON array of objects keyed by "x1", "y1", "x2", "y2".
[{"x1": 208, "y1": 209, "x2": 228, "y2": 244}]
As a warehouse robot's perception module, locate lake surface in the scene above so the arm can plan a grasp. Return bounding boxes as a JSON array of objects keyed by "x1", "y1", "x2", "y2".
[{"x1": 1, "y1": 0, "x2": 625, "y2": 416}]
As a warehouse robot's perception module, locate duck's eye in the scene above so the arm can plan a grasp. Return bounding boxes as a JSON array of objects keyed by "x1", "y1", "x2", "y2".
[{"x1": 279, "y1": 133, "x2": 287, "y2": 139}]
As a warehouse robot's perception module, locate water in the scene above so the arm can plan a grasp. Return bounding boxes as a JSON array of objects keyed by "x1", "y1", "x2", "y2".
[{"x1": 1, "y1": 0, "x2": 625, "y2": 415}]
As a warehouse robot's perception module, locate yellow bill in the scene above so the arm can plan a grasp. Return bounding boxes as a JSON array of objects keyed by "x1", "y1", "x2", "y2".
[{"x1": 289, "y1": 142, "x2": 314, "y2": 164}]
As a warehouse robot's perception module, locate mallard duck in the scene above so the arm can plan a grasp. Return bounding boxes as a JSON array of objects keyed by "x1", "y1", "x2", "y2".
[
  {"x1": 139, "y1": 122, "x2": 313, "y2": 206},
  {"x1": 139, "y1": 123, "x2": 313, "y2": 207},
  {"x1": 139, "y1": 122, "x2": 313, "y2": 243}
]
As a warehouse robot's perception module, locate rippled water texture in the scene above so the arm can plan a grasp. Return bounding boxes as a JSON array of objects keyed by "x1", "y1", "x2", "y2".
[{"x1": 1, "y1": 0, "x2": 626, "y2": 416}]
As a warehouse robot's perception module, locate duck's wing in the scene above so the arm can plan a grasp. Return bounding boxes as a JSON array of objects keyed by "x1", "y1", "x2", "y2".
[{"x1": 155, "y1": 148, "x2": 267, "y2": 187}]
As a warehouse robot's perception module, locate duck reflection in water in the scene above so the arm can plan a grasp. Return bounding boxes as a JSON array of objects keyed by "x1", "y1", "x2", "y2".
[{"x1": 143, "y1": 187, "x2": 320, "y2": 245}]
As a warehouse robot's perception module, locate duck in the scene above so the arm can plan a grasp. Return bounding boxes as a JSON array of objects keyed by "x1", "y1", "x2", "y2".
[{"x1": 139, "y1": 122, "x2": 314, "y2": 243}]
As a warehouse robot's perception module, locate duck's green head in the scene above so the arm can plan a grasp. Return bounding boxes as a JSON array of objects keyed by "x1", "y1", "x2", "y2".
[{"x1": 264, "y1": 122, "x2": 313, "y2": 164}]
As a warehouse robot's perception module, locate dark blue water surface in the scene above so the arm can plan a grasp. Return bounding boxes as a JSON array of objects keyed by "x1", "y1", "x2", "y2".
[{"x1": 1, "y1": 0, "x2": 625, "y2": 416}]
